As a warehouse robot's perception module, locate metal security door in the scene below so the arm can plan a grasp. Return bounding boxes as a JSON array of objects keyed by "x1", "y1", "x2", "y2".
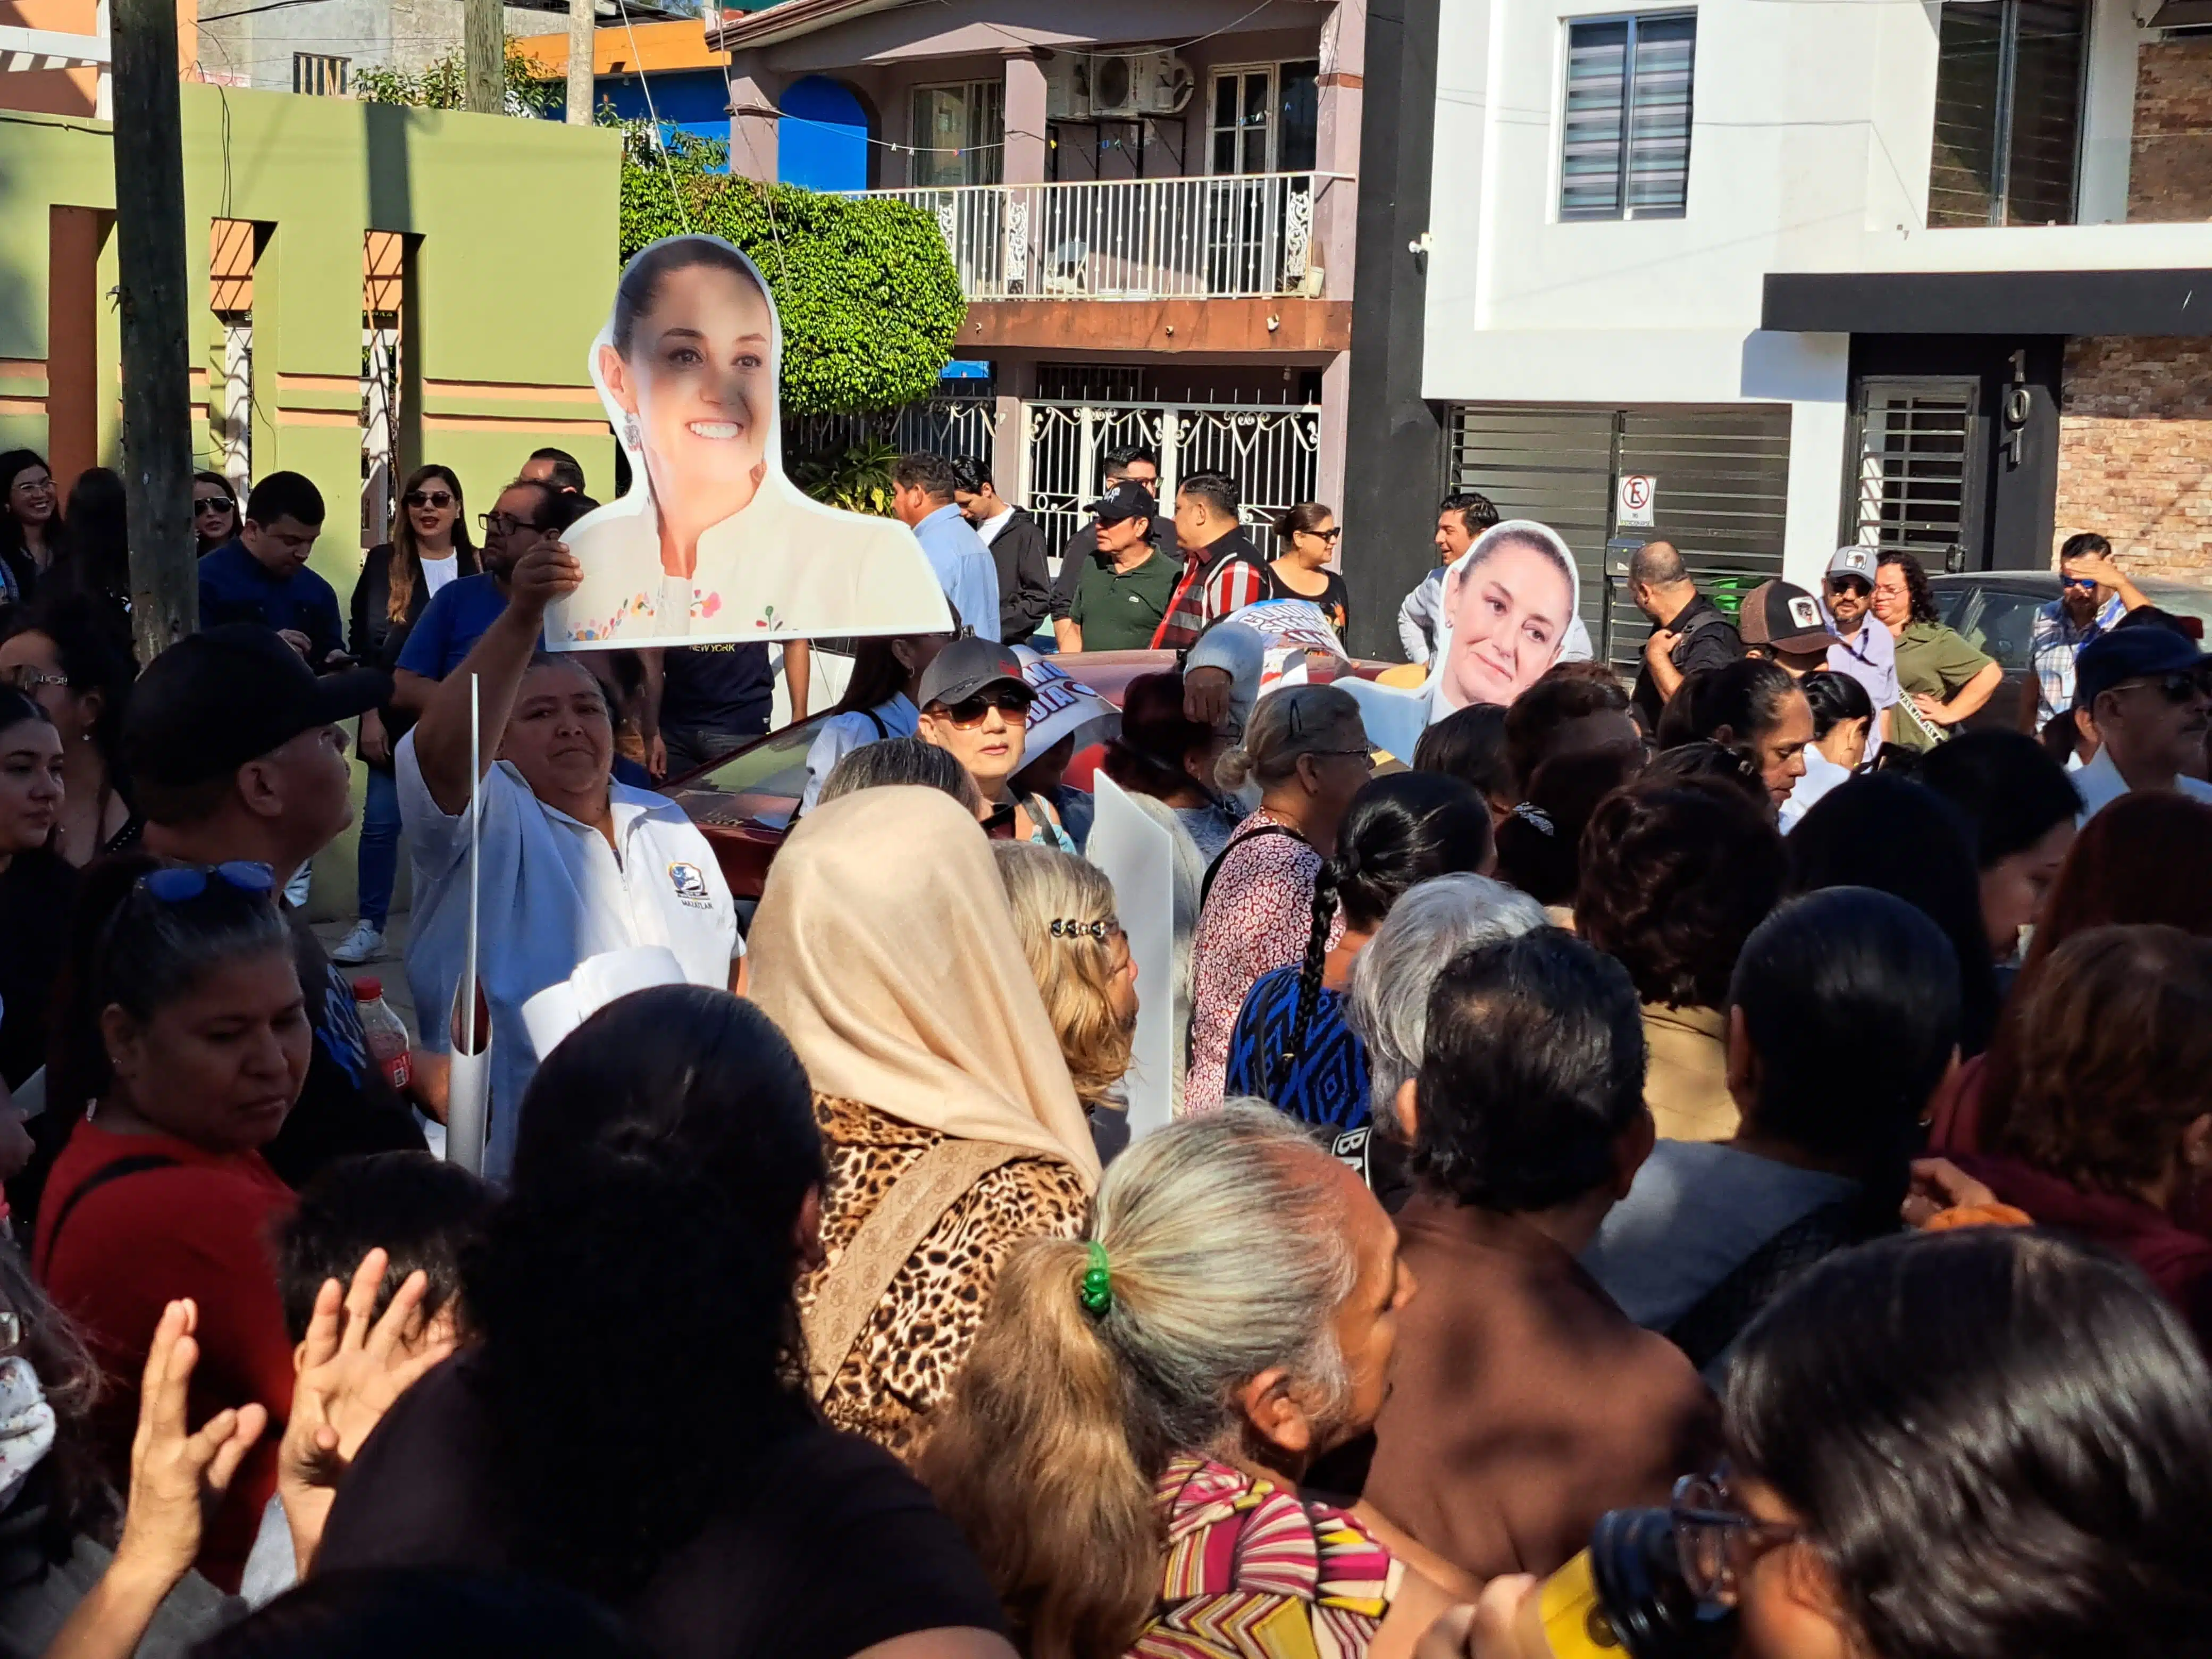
[
  {"x1": 1845, "y1": 377, "x2": 1985, "y2": 572},
  {"x1": 1449, "y1": 403, "x2": 1791, "y2": 677}
]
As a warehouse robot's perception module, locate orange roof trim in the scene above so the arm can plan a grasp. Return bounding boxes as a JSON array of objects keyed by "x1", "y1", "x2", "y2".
[{"x1": 512, "y1": 17, "x2": 729, "y2": 79}]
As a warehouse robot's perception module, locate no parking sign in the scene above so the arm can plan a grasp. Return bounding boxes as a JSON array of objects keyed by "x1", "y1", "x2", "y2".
[{"x1": 1618, "y1": 473, "x2": 1657, "y2": 530}]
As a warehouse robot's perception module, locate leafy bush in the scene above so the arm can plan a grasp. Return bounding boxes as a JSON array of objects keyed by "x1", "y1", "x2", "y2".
[
  {"x1": 787, "y1": 439, "x2": 900, "y2": 516},
  {"x1": 615, "y1": 123, "x2": 964, "y2": 417},
  {"x1": 355, "y1": 41, "x2": 559, "y2": 118}
]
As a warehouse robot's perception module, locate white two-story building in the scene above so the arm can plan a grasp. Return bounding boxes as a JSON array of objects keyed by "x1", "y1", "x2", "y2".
[{"x1": 1402, "y1": 0, "x2": 2212, "y2": 669}]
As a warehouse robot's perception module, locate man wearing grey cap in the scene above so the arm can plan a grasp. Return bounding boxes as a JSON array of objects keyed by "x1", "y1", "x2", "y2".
[
  {"x1": 916, "y1": 635, "x2": 1074, "y2": 848},
  {"x1": 1820, "y1": 546, "x2": 1899, "y2": 755}
]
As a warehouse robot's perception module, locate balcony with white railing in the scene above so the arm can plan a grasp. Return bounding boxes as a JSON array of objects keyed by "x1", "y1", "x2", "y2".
[{"x1": 852, "y1": 172, "x2": 1350, "y2": 302}]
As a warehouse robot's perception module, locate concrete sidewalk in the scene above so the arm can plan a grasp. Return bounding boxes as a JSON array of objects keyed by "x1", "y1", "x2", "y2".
[{"x1": 313, "y1": 911, "x2": 418, "y2": 1033}]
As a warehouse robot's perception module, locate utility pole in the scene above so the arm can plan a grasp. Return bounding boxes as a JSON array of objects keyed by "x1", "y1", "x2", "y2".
[
  {"x1": 110, "y1": 0, "x2": 197, "y2": 660},
  {"x1": 464, "y1": 0, "x2": 502, "y2": 113},
  {"x1": 565, "y1": 0, "x2": 595, "y2": 124}
]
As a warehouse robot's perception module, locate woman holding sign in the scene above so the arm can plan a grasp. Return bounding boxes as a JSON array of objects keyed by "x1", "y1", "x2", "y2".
[{"x1": 550, "y1": 236, "x2": 951, "y2": 647}]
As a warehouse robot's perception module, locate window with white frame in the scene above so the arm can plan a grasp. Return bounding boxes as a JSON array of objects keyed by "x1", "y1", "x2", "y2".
[
  {"x1": 910, "y1": 81, "x2": 1004, "y2": 188},
  {"x1": 1209, "y1": 61, "x2": 1319, "y2": 174},
  {"x1": 1559, "y1": 13, "x2": 1696, "y2": 220}
]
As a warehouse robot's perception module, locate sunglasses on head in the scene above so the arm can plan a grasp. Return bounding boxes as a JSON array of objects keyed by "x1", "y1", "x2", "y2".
[
  {"x1": 936, "y1": 687, "x2": 1034, "y2": 729},
  {"x1": 405, "y1": 489, "x2": 456, "y2": 510},
  {"x1": 140, "y1": 861, "x2": 277, "y2": 904},
  {"x1": 194, "y1": 495, "x2": 235, "y2": 515}
]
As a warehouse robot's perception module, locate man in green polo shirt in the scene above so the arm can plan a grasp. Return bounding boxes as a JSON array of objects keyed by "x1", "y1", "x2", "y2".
[{"x1": 1065, "y1": 482, "x2": 1183, "y2": 652}]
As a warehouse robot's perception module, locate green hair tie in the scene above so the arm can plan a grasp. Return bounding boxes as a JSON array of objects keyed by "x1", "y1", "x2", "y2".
[{"x1": 1079, "y1": 1240, "x2": 1112, "y2": 1316}]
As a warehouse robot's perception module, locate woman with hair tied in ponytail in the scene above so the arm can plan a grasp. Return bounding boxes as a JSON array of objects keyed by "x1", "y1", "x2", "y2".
[
  {"x1": 1225, "y1": 773, "x2": 1493, "y2": 1170},
  {"x1": 921, "y1": 1104, "x2": 1460, "y2": 1659}
]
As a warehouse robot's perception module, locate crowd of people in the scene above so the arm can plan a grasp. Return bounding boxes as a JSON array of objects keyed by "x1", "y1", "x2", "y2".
[{"x1": 0, "y1": 428, "x2": 2207, "y2": 1659}]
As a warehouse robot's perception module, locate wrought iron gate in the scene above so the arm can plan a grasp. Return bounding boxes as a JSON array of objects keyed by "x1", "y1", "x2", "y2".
[{"x1": 1024, "y1": 398, "x2": 1321, "y2": 556}]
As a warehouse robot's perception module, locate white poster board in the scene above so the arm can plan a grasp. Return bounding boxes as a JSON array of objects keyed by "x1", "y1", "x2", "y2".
[
  {"x1": 1338, "y1": 675, "x2": 1432, "y2": 767},
  {"x1": 1086, "y1": 772, "x2": 1177, "y2": 1139}
]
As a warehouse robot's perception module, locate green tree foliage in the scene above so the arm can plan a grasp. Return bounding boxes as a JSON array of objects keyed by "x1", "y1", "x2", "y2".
[
  {"x1": 355, "y1": 41, "x2": 560, "y2": 118},
  {"x1": 615, "y1": 123, "x2": 964, "y2": 416}
]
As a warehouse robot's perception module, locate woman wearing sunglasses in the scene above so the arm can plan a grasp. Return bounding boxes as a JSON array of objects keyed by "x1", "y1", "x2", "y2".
[
  {"x1": 1267, "y1": 502, "x2": 1351, "y2": 638},
  {"x1": 33, "y1": 857, "x2": 305, "y2": 1594},
  {"x1": 1456, "y1": 1227, "x2": 2212, "y2": 1659},
  {"x1": 334, "y1": 465, "x2": 480, "y2": 967},
  {"x1": 193, "y1": 471, "x2": 239, "y2": 556},
  {"x1": 915, "y1": 638, "x2": 1075, "y2": 851}
]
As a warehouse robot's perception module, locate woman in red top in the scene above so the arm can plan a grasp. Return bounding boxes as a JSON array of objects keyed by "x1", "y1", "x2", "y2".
[
  {"x1": 1958, "y1": 925, "x2": 2212, "y2": 1351},
  {"x1": 33, "y1": 859, "x2": 305, "y2": 1592}
]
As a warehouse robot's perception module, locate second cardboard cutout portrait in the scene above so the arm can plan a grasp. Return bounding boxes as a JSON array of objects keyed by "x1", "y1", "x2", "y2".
[
  {"x1": 1423, "y1": 520, "x2": 1588, "y2": 720},
  {"x1": 547, "y1": 235, "x2": 955, "y2": 649}
]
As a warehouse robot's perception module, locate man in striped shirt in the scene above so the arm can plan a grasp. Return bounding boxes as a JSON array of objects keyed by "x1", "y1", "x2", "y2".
[{"x1": 1151, "y1": 471, "x2": 1272, "y2": 652}]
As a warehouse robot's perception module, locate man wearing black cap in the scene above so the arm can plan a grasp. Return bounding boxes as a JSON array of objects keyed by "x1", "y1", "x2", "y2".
[
  {"x1": 915, "y1": 636, "x2": 1070, "y2": 847},
  {"x1": 125, "y1": 626, "x2": 427, "y2": 1185},
  {"x1": 2071, "y1": 627, "x2": 2212, "y2": 820},
  {"x1": 1062, "y1": 482, "x2": 1181, "y2": 653},
  {"x1": 1736, "y1": 579, "x2": 1838, "y2": 678}
]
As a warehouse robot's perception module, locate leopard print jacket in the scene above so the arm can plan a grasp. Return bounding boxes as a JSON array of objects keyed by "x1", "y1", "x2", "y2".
[{"x1": 798, "y1": 1093, "x2": 1093, "y2": 1464}]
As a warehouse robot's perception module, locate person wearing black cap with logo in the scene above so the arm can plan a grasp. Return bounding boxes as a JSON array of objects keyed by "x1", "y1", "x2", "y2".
[
  {"x1": 122, "y1": 625, "x2": 426, "y2": 1185},
  {"x1": 916, "y1": 636, "x2": 1073, "y2": 849},
  {"x1": 1062, "y1": 482, "x2": 1182, "y2": 653},
  {"x1": 2071, "y1": 626, "x2": 2212, "y2": 820},
  {"x1": 1737, "y1": 579, "x2": 1839, "y2": 676}
]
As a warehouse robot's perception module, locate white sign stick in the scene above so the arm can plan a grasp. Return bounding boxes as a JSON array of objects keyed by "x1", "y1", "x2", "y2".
[
  {"x1": 1086, "y1": 773, "x2": 1178, "y2": 1139},
  {"x1": 445, "y1": 672, "x2": 492, "y2": 1175}
]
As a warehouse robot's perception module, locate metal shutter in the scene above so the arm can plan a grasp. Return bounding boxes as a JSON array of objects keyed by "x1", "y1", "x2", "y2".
[{"x1": 1448, "y1": 404, "x2": 1790, "y2": 681}]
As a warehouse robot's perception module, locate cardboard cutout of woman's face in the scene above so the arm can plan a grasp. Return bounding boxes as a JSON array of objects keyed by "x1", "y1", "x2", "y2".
[
  {"x1": 596, "y1": 259, "x2": 774, "y2": 525},
  {"x1": 1430, "y1": 524, "x2": 1580, "y2": 715},
  {"x1": 544, "y1": 236, "x2": 955, "y2": 650}
]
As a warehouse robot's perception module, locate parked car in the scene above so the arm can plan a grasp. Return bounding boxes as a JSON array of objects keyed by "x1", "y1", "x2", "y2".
[
  {"x1": 1926, "y1": 571, "x2": 2212, "y2": 732},
  {"x1": 663, "y1": 648, "x2": 1394, "y2": 901}
]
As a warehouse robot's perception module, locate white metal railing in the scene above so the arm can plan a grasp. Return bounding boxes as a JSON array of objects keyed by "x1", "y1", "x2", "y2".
[{"x1": 850, "y1": 173, "x2": 1348, "y2": 301}]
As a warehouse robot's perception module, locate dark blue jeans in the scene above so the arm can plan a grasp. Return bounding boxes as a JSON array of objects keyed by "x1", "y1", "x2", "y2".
[{"x1": 357, "y1": 763, "x2": 401, "y2": 929}]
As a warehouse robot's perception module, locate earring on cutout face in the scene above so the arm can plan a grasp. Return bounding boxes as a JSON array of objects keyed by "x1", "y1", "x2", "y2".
[{"x1": 624, "y1": 417, "x2": 641, "y2": 450}]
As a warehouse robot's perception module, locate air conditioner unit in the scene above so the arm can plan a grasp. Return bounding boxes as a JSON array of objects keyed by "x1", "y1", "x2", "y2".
[
  {"x1": 1086, "y1": 50, "x2": 1195, "y2": 119},
  {"x1": 1044, "y1": 54, "x2": 1093, "y2": 121}
]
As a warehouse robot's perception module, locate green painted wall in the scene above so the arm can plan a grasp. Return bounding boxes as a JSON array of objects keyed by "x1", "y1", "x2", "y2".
[{"x1": 0, "y1": 91, "x2": 621, "y2": 920}]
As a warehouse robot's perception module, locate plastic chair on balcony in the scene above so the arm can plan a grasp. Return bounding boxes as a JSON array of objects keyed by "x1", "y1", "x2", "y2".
[{"x1": 1041, "y1": 237, "x2": 1090, "y2": 296}]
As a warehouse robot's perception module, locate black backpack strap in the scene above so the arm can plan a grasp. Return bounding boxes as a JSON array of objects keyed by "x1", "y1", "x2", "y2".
[
  {"x1": 1662, "y1": 1197, "x2": 1858, "y2": 1374},
  {"x1": 35, "y1": 1154, "x2": 183, "y2": 1278},
  {"x1": 1199, "y1": 823, "x2": 1305, "y2": 914},
  {"x1": 861, "y1": 708, "x2": 889, "y2": 740}
]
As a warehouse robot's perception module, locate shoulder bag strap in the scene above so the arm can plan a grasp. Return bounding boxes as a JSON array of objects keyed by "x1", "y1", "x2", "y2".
[
  {"x1": 802, "y1": 1137, "x2": 1038, "y2": 1402},
  {"x1": 862, "y1": 707, "x2": 890, "y2": 740},
  {"x1": 1662, "y1": 1197, "x2": 1858, "y2": 1373},
  {"x1": 33, "y1": 1154, "x2": 182, "y2": 1279},
  {"x1": 1198, "y1": 823, "x2": 1305, "y2": 915}
]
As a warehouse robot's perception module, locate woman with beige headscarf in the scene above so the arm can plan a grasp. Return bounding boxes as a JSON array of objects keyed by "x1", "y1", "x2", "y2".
[{"x1": 748, "y1": 786, "x2": 1100, "y2": 1462}]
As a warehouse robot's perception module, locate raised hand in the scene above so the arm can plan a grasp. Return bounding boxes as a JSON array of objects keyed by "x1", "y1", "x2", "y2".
[
  {"x1": 276, "y1": 1249, "x2": 456, "y2": 1573},
  {"x1": 116, "y1": 1298, "x2": 269, "y2": 1587}
]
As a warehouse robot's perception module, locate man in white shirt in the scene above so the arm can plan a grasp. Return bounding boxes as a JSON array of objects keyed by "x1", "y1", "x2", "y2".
[
  {"x1": 1818, "y1": 546, "x2": 1898, "y2": 755},
  {"x1": 1397, "y1": 491, "x2": 1499, "y2": 665},
  {"x1": 398, "y1": 532, "x2": 742, "y2": 1180},
  {"x1": 2068, "y1": 626, "x2": 2212, "y2": 822}
]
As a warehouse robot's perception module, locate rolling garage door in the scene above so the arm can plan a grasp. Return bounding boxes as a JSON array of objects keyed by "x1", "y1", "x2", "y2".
[{"x1": 1448, "y1": 404, "x2": 1791, "y2": 680}]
